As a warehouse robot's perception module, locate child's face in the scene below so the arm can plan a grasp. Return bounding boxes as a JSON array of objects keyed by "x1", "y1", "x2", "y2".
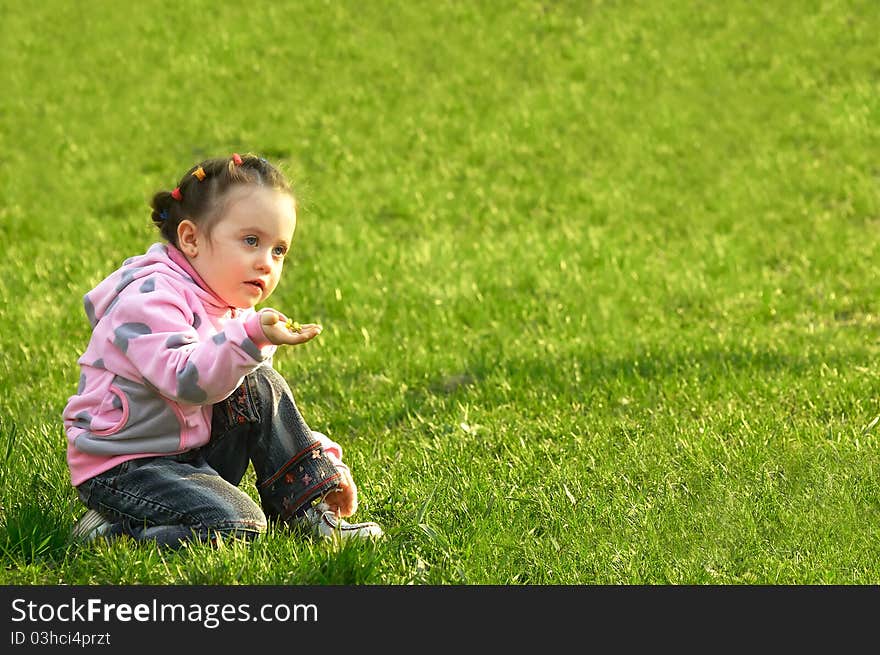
[{"x1": 188, "y1": 186, "x2": 297, "y2": 309}]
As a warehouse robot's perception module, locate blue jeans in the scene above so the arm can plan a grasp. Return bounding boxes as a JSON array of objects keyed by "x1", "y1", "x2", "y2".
[{"x1": 75, "y1": 365, "x2": 342, "y2": 548}]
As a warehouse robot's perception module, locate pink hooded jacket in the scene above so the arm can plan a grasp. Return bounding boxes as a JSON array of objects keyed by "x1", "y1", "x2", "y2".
[{"x1": 63, "y1": 243, "x2": 343, "y2": 487}]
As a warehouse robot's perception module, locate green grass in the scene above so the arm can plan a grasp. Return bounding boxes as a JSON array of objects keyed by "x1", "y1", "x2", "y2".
[{"x1": 1, "y1": 0, "x2": 879, "y2": 584}]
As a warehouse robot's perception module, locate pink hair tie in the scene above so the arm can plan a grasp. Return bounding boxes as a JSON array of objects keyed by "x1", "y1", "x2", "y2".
[
  {"x1": 171, "y1": 187, "x2": 182, "y2": 201},
  {"x1": 232, "y1": 153, "x2": 243, "y2": 166}
]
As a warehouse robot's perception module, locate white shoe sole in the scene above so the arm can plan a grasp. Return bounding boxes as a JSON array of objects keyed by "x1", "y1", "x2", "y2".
[
  {"x1": 71, "y1": 509, "x2": 112, "y2": 542},
  {"x1": 298, "y1": 503, "x2": 384, "y2": 540}
]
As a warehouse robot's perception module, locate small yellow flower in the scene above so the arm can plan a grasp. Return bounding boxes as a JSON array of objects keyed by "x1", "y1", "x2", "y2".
[{"x1": 285, "y1": 318, "x2": 302, "y2": 333}]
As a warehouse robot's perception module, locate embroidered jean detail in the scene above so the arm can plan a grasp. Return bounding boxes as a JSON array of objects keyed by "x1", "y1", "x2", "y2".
[
  {"x1": 215, "y1": 375, "x2": 260, "y2": 433},
  {"x1": 258, "y1": 442, "x2": 341, "y2": 520}
]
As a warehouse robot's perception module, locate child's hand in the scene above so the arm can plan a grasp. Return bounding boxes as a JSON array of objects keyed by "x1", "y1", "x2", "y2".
[
  {"x1": 323, "y1": 467, "x2": 358, "y2": 518},
  {"x1": 260, "y1": 311, "x2": 322, "y2": 346}
]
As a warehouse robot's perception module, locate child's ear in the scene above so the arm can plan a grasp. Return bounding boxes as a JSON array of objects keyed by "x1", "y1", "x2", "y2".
[{"x1": 177, "y1": 220, "x2": 200, "y2": 258}]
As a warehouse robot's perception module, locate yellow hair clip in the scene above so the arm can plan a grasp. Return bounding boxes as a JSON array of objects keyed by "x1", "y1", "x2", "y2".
[{"x1": 192, "y1": 166, "x2": 206, "y2": 181}]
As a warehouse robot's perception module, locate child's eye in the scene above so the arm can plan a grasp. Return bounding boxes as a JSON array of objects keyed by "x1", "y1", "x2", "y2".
[
  {"x1": 244, "y1": 236, "x2": 258, "y2": 247},
  {"x1": 273, "y1": 246, "x2": 287, "y2": 257}
]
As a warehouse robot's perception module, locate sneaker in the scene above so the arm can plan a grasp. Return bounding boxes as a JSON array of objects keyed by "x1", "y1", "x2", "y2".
[
  {"x1": 297, "y1": 503, "x2": 384, "y2": 540},
  {"x1": 70, "y1": 509, "x2": 113, "y2": 543}
]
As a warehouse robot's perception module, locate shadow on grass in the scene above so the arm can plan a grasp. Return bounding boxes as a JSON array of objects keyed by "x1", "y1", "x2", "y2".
[{"x1": 375, "y1": 342, "x2": 864, "y2": 429}]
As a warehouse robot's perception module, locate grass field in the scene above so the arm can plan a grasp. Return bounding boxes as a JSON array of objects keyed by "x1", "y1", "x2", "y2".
[{"x1": 1, "y1": 0, "x2": 879, "y2": 584}]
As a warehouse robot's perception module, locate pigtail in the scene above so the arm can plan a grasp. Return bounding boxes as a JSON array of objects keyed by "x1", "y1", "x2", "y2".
[{"x1": 150, "y1": 190, "x2": 178, "y2": 244}]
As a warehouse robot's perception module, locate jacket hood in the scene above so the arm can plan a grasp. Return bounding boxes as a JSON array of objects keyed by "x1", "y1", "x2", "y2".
[{"x1": 82, "y1": 243, "x2": 231, "y2": 328}]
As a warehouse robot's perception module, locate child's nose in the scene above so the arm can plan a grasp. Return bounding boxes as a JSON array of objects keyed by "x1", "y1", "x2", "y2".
[{"x1": 256, "y1": 249, "x2": 273, "y2": 270}]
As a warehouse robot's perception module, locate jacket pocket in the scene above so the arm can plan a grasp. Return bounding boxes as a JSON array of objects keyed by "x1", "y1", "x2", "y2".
[
  {"x1": 74, "y1": 377, "x2": 186, "y2": 456},
  {"x1": 89, "y1": 384, "x2": 130, "y2": 435}
]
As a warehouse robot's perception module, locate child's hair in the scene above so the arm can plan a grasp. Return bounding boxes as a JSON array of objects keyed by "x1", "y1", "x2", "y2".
[{"x1": 151, "y1": 153, "x2": 294, "y2": 246}]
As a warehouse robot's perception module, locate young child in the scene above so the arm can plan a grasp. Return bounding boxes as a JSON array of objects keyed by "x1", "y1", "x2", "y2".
[{"x1": 63, "y1": 153, "x2": 382, "y2": 547}]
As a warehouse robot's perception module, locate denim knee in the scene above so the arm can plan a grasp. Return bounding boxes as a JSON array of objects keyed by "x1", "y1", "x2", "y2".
[
  {"x1": 247, "y1": 364, "x2": 291, "y2": 409},
  {"x1": 206, "y1": 491, "x2": 268, "y2": 537}
]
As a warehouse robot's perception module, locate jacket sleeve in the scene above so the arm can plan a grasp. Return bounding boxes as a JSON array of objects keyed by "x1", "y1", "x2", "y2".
[{"x1": 104, "y1": 282, "x2": 276, "y2": 405}]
